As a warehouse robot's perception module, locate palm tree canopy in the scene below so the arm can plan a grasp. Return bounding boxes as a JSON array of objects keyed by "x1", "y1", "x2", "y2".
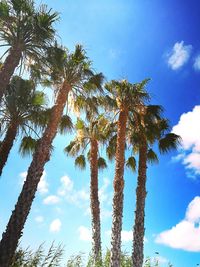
[
  {"x1": 0, "y1": 76, "x2": 47, "y2": 137},
  {"x1": 0, "y1": 0, "x2": 58, "y2": 60},
  {"x1": 103, "y1": 79, "x2": 150, "y2": 112},
  {"x1": 31, "y1": 43, "x2": 104, "y2": 102},
  {"x1": 128, "y1": 104, "x2": 181, "y2": 164},
  {"x1": 64, "y1": 115, "x2": 110, "y2": 170}
]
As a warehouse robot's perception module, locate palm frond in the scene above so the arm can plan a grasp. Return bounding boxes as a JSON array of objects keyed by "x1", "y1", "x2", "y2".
[
  {"x1": 146, "y1": 105, "x2": 164, "y2": 119},
  {"x1": 98, "y1": 157, "x2": 107, "y2": 170},
  {"x1": 19, "y1": 136, "x2": 38, "y2": 157},
  {"x1": 159, "y1": 133, "x2": 181, "y2": 154},
  {"x1": 147, "y1": 148, "x2": 159, "y2": 164},
  {"x1": 58, "y1": 115, "x2": 73, "y2": 134},
  {"x1": 126, "y1": 156, "x2": 136, "y2": 172},
  {"x1": 106, "y1": 134, "x2": 117, "y2": 161},
  {"x1": 64, "y1": 141, "x2": 81, "y2": 157},
  {"x1": 75, "y1": 154, "x2": 86, "y2": 170}
]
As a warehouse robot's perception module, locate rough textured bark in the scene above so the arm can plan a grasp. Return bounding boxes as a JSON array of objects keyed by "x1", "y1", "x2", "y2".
[
  {"x1": 0, "y1": 121, "x2": 18, "y2": 176},
  {"x1": 110, "y1": 109, "x2": 128, "y2": 267},
  {"x1": 0, "y1": 81, "x2": 70, "y2": 267},
  {"x1": 0, "y1": 45, "x2": 22, "y2": 101},
  {"x1": 90, "y1": 139, "x2": 102, "y2": 265},
  {"x1": 132, "y1": 139, "x2": 147, "y2": 267}
]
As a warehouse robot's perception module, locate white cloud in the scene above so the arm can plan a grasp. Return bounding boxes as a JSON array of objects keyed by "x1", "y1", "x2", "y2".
[
  {"x1": 167, "y1": 41, "x2": 192, "y2": 70},
  {"x1": 57, "y1": 175, "x2": 112, "y2": 220},
  {"x1": 172, "y1": 106, "x2": 200, "y2": 151},
  {"x1": 49, "y1": 219, "x2": 62, "y2": 233},
  {"x1": 78, "y1": 226, "x2": 91, "y2": 241},
  {"x1": 183, "y1": 153, "x2": 200, "y2": 174},
  {"x1": 43, "y1": 195, "x2": 61, "y2": 205},
  {"x1": 57, "y1": 175, "x2": 74, "y2": 196},
  {"x1": 38, "y1": 171, "x2": 49, "y2": 194},
  {"x1": 57, "y1": 175, "x2": 89, "y2": 211},
  {"x1": 155, "y1": 196, "x2": 200, "y2": 251},
  {"x1": 186, "y1": 196, "x2": 200, "y2": 223},
  {"x1": 172, "y1": 106, "x2": 200, "y2": 176},
  {"x1": 19, "y1": 170, "x2": 48, "y2": 194},
  {"x1": 194, "y1": 55, "x2": 200, "y2": 71},
  {"x1": 35, "y1": 216, "x2": 44, "y2": 223},
  {"x1": 171, "y1": 153, "x2": 185, "y2": 162},
  {"x1": 66, "y1": 188, "x2": 89, "y2": 206},
  {"x1": 121, "y1": 230, "x2": 133, "y2": 242},
  {"x1": 19, "y1": 171, "x2": 27, "y2": 184}
]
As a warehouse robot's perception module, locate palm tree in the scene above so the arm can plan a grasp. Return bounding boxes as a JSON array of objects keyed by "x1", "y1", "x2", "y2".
[
  {"x1": 0, "y1": 76, "x2": 47, "y2": 176},
  {"x1": 102, "y1": 79, "x2": 150, "y2": 267},
  {"x1": 0, "y1": 44, "x2": 104, "y2": 267},
  {"x1": 65, "y1": 116, "x2": 109, "y2": 265},
  {"x1": 0, "y1": 0, "x2": 58, "y2": 101},
  {"x1": 129, "y1": 105, "x2": 181, "y2": 267}
]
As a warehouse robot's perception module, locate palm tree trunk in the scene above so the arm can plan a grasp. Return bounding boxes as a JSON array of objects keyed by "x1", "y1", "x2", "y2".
[
  {"x1": 132, "y1": 139, "x2": 147, "y2": 267},
  {"x1": 0, "y1": 81, "x2": 71, "y2": 267},
  {"x1": 0, "y1": 45, "x2": 22, "y2": 101},
  {"x1": 110, "y1": 109, "x2": 128, "y2": 267},
  {"x1": 90, "y1": 139, "x2": 102, "y2": 265},
  {"x1": 0, "y1": 121, "x2": 18, "y2": 176}
]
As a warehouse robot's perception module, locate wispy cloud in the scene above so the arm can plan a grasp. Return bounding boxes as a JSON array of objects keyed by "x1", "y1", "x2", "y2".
[
  {"x1": 194, "y1": 54, "x2": 200, "y2": 71},
  {"x1": 167, "y1": 41, "x2": 192, "y2": 70},
  {"x1": 57, "y1": 175, "x2": 112, "y2": 219},
  {"x1": 155, "y1": 196, "x2": 200, "y2": 251},
  {"x1": 172, "y1": 105, "x2": 200, "y2": 177},
  {"x1": 49, "y1": 219, "x2": 62, "y2": 233},
  {"x1": 78, "y1": 226, "x2": 91, "y2": 241},
  {"x1": 19, "y1": 170, "x2": 48, "y2": 194},
  {"x1": 35, "y1": 216, "x2": 44, "y2": 223},
  {"x1": 57, "y1": 175, "x2": 74, "y2": 196},
  {"x1": 43, "y1": 195, "x2": 61, "y2": 205}
]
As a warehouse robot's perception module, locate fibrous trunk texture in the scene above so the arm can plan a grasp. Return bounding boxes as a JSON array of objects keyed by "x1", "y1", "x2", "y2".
[
  {"x1": 0, "y1": 81, "x2": 70, "y2": 267},
  {"x1": 0, "y1": 121, "x2": 18, "y2": 176},
  {"x1": 0, "y1": 45, "x2": 22, "y2": 102},
  {"x1": 110, "y1": 110, "x2": 128, "y2": 267},
  {"x1": 90, "y1": 139, "x2": 102, "y2": 265},
  {"x1": 132, "y1": 139, "x2": 147, "y2": 267}
]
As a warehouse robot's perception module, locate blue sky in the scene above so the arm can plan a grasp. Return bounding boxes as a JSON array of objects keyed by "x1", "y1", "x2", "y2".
[{"x1": 0, "y1": 0, "x2": 200, "y2": 266}]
